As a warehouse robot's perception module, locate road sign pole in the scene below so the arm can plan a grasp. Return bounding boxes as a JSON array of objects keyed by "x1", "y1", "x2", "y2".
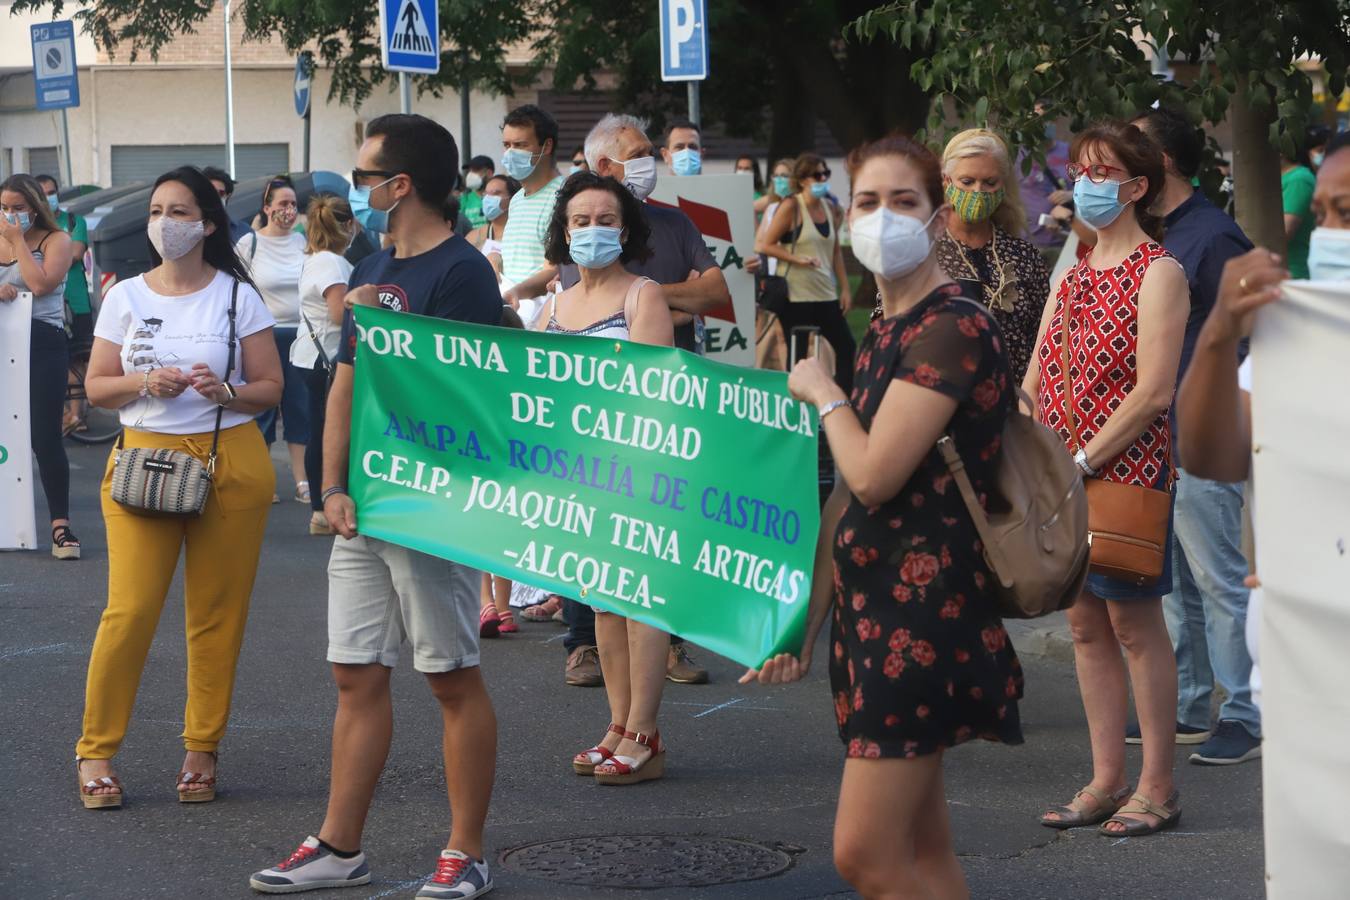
[
  {"x1": 223, "y1": 0, "x2": 236, "y2": 177},
  {"x1": 400, "y1": 72, "x2": 411, "y2": 114},
  {"x1": 60, "y1": 107, "x2": 73, "y2": 186},
  {"x1": 687, "y1": 81, "x2": 701, "y2": 129},
  {"x1": 303, "y1": 109, "x2": 311, "y2": 172}
]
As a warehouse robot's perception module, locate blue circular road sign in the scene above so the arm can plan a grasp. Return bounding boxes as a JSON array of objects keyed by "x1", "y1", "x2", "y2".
[{"x1": 294, "y1": 52, "x2": 312, "y2": 118}]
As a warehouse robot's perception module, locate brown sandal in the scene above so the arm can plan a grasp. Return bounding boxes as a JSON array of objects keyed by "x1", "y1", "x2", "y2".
[
  {"x1": 1099, "y1": 790, "x2": 1182, "y2": 837},
  {"x1": 177, "y1": 751, "x2": 218, "y2": 803},
  {"x1": 77, "y1": 757, "x2": 123, "y2": 810},
  {"x1": 1040, "y1": 784, "x2": 1130, "y2": 829},
  {"x1": 573, "y1": 723, "x2": 626, "y2": 775}
]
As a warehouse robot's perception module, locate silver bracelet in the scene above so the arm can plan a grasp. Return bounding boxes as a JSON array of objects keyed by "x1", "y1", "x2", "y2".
[{"x1": 818, "y1": 399, "x2": 851, "y2": 422}]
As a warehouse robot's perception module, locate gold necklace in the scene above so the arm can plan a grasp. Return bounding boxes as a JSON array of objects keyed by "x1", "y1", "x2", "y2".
[{"x1": 948, "y1": 228, "x2": 1019, "y2": 313}]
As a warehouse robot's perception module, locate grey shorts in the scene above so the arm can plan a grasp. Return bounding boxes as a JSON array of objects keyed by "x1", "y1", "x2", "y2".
[{"x1": 326, "y1": 535, "x2": 481, "y2": 673}]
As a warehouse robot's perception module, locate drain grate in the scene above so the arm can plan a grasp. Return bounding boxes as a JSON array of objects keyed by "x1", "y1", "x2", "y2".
[{"x1": 500, "y1": 834, "x2": 799, "y2": 888}]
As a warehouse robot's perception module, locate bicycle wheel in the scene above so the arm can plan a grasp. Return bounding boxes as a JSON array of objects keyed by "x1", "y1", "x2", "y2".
[{"x1": 69, "y1": 407, "x2": 122, "y2": 445}]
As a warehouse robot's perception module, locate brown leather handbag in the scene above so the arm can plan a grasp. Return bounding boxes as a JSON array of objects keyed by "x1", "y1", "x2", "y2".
[{"x1": 1061, "y1": 295, "x2": 1172, "y2": 585}]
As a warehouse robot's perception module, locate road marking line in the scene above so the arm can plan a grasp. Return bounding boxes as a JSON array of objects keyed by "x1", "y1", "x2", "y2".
[
  {"x1": 366, "y1": 874, "x2": 434, "y2": 898},
  {"x1": 0, "y1": 641, "x2": 73, "y2": 660},
  {"x1": 692, "y1": 697, "x2": 746, "y2": 718},
  {"x1": 538, "y1": 632, "x2": 568, "y2": 644}
]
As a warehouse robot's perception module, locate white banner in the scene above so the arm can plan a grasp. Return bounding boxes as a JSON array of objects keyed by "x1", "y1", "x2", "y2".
[
  {"x1": 648, "y1": 174, "x2": 756, "y2": 367},
  {"x1": 1250, "y1": 280, "x2": 1350, "y2": 899},
  {"x1": 0, "y1": 292, "x2": 37, "y2": 550}
]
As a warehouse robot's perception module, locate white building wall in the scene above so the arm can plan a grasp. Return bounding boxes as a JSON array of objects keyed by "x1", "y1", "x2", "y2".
[{"x1": 0, "y1": 64, "x2": 513, "y2": 186}]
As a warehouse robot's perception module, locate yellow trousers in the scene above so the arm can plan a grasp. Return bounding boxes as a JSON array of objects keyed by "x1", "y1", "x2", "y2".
[{"x1": 76, "y1": 423, "x2": 274, "y2": 759}]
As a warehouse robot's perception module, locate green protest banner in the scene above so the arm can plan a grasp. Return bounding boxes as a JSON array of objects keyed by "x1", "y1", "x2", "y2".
[{"x1": 348, "y1": 305, "x2": 820, "y2": 668}]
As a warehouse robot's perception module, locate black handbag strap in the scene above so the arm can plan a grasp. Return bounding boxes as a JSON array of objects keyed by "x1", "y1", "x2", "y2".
[{"x1": 206, "y1": 279, "x2": 240, "y2": 473}]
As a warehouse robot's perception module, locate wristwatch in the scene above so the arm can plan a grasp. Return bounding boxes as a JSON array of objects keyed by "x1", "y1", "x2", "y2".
[
  {"x1": 139, "y1": 370, "x2": 151, "y2": 398},
  {"x1": 217, "y1": 382, "x2": 238, "y2": 407},
  {"x1": 1073, "y1": 448, "x2": 1097, "y2": 477}
]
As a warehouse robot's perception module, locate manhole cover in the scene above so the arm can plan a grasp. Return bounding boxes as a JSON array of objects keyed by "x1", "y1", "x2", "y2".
[{"x1": 500, "y1": 834, "x2": 798, "y2": 888}]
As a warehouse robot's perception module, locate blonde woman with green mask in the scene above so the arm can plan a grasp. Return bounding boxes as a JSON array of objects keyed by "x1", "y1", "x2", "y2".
[{"x1": 937, "y1": 128, "x2": 1050, "y2": 380}]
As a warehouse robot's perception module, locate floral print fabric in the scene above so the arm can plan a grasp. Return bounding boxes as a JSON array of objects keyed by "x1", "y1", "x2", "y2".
[{"x1": 831, "y1": 283, "x2": 1024, "y2": 759}]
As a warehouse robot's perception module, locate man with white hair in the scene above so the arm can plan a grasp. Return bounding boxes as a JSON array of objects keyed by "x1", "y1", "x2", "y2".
[{"x1": 552, "y1": 112, "x2": 732, "y2": 688}]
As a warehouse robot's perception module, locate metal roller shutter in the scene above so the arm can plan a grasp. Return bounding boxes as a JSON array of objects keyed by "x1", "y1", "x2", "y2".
[
  {"x1": 110, "y1": 143, "x2": 290, "y2": 186},
  {"x1": 26, "y1": 146, "x2": 60, "y2": 179}
]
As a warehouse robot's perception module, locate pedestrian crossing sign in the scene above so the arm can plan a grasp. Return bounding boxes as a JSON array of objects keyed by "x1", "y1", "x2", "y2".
[{"x1": 378, "y1": 0, "x2": 440, "y2": 75}]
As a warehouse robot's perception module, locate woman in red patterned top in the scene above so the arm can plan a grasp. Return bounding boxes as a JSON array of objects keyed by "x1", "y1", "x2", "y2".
[{"x1": 1024, "y1": 121, "x2": 1190, "y2": 837}]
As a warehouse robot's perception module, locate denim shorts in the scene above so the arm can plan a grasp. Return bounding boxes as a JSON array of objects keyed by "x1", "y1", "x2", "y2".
[{"x1": 1086, "y1": 486, "x2": 1176, "y2": 602}]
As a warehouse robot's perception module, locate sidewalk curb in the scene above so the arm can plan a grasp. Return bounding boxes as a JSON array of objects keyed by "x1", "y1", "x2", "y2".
[{"x1": 1004, "y1": 611, "x2": 1075, "y2": 664}]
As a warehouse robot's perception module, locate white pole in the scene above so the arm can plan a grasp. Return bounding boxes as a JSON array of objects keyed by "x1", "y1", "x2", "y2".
[
  {"x1": 224, "y1": 0, "x2": 237, "y2": 177},
  {"x1": 400, "y1": 72, "x2": 411, "y2": 114}
]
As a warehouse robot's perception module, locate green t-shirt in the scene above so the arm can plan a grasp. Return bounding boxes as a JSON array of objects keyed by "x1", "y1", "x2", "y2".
[
  {"x1": 461, "y1": 190, "x2": 486, "y2": 230},
  {"x1": 56, "y1": 209, "x2": 91, "y2": 314},
  {"x1": 1282, "y1": 165, "x2": 1316, "y2": 279}
]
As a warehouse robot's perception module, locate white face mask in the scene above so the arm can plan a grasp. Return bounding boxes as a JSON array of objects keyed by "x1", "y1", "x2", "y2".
[
  {"x1": 619, "y1": 155, "x2": 658, "y2": 202},
  {"x1": 465, "y1": 172, "x2": 485, "y2": 191},
  {"x1": 849, "y1": 206, "x2": 940, "y2": 281},
  {"x1": 147, "y1": 216, "x2": 206, "y2": 261}
]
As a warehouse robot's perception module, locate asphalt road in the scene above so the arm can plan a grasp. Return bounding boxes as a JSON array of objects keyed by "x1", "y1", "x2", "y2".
[{"x1": 2, "y1": 440, "x2": 1264, "y2": 899}]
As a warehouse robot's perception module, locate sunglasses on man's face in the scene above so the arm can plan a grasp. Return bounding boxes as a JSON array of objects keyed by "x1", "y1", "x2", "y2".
[{"x1": 572, "y1": 159, "x2": 586, "y2": 167}]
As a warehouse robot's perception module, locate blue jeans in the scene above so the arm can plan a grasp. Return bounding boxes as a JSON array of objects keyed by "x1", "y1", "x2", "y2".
[
  {"x1": 1164, "y1": 469, "x2": 1260, "y2": 736},
  {"x1": 256, "y1": 326, "x2": 310, "y2": 446}
]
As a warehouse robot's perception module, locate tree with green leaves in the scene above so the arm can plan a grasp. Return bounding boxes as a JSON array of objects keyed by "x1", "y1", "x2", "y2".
[
  {"x1": 850, "y1": 0, "x2": 1350, "y2": 250},
  {"x1": 11, "y1": 0, "x2": 932, "y2": 164}
]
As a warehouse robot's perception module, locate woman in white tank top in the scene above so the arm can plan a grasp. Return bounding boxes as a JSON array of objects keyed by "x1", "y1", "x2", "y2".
[{"x1": 537, "y1": 173, "x2": 678, "y2": 785}]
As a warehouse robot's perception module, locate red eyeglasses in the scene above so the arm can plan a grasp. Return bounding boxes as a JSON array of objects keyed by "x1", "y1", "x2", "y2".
[{"x1": 1067, "y1": 162, "x2": 1132, "y2": 184}]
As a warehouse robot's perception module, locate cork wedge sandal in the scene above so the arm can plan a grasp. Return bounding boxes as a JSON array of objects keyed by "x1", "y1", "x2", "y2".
[
  {"x1": 573, "y1": 723, "x2": 627, "y2": 775},
  {"x1": 177, "y1": 751, "x2": 217, "y2": 803},
  {"x1": 77, "y1": 758, "x2": 123, "y2": 810},
  {"x1": 594, "y1": 730, "x2": 665, "y2": 785}
]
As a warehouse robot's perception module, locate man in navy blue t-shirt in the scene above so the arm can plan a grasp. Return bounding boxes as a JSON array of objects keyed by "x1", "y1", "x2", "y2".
[
  {"x1": 1132, "y1": 107, "x2": 1260, "y2": 768},
  {"x1": 252, "y1": 114, "x2": 501, "y2": 900}
]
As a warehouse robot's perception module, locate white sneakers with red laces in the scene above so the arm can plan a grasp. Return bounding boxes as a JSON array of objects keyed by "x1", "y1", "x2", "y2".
[
  {"x1": 415, "y1": 849, "x2": 493, "y2": 899},
  {"x1": 249, "y1": 836, "x2": 370, "y2": 894}
]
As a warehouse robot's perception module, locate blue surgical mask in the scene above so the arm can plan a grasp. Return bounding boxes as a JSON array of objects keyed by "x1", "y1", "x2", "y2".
[
  {"x1": 481, "y1": 194, "x2": 504, "y2": 222},
  {"x1": 672, "y1": 148, "x2": 701, "y2": 177},
  {"x1": 1313, "y1": 151, "x2": 1326, "y2": 169},
  {"x1": 810, "y1": 181, "x2": 830, "y2": 198},
  {"x1": 46, "y1": 194, "x2": 59, "y2": 212},
  {"x1": 502, "y1": 147, "x2": 540, "y2": 181},
  {"x1": 568, "y1": 165, "x2": 583, "y2": 176},
  {"x1": 3, "y1": 211, "x2": 32, "y2": 232},
  {"x1": 1308, "y1": 227, "x2": 1350, "y2": 281},
  {"x1": 1072, "y1": 176, "x2": 1138, "y2": 229},
  {"x1": 568, "y1": 225, "x2": 623, "y2": 269},
  {"x1": 348, "y1": 177, "x2": 400, "y2": 235},
  {"x1": 772, "y1": 175, "x2": 791, "y2": 196}
]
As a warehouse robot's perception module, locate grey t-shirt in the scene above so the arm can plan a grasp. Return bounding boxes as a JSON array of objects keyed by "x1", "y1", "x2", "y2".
[
  {"x1": 559, "y1": 203, "x2": 717, "y2": 352},
  {"x1": 0, "y1": 238, "x2": 66, "y2": 329}
]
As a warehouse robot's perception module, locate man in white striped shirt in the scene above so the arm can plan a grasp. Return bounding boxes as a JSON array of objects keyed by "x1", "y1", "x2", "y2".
[{"x1": 499, "y1": 104, "x2": 564, "y2": 322}]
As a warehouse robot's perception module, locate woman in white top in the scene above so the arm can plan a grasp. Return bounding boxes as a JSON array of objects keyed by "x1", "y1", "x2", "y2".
[
  {"x1": 466, "y1": 173, "x2": 520, "y2": 282},
  {"x1": 537, "y1": 173, "x2": 676, "y2": 785},
  {"x1": 294, "y1": 194, "x2": 355, "y2": 535},
  {"x1": 75, "y1": 165, "x2": 283, "y2": 809},
  {"x1": 237, "y1": 175, "x2": 310, "y2": 502}
]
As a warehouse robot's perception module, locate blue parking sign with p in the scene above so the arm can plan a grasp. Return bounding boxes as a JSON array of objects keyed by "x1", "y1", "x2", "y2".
[
  {"x1": 378, "y1": 0, "x2": 440, "y2": 75},
  {"x1": 659, "y1": 0, "x2": 708, "y2": 82}
]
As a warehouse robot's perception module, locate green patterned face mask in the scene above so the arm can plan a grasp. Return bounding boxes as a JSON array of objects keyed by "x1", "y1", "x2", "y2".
[{"x1": 945, "y1": 183, "x2": 1005, "y2": 223}]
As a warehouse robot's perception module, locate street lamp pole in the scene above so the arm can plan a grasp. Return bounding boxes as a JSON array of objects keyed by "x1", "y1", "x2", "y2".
[{"x1": 224, "y1": 0, "x2": 237, "y2": 177}]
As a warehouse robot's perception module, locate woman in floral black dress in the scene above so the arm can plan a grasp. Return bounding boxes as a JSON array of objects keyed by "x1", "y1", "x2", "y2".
[{"x1": 743, "y1": 135, "x2": 1023, "y2": 899}]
